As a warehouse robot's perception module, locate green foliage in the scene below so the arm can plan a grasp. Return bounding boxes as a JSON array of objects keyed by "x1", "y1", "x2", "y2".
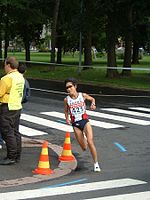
[{"x1": 0, "y1": 0, "x2": 150, "y2": 75}]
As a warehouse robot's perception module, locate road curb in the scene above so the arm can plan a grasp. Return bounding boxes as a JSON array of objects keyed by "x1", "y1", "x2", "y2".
[{"x1": 28, "y1": 78, "x2": 150, "y2": 96}]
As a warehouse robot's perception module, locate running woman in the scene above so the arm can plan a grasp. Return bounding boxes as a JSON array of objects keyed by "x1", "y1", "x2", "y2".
[{"x1": 64, "y1": 77, "x2": 101, "y2": 172}]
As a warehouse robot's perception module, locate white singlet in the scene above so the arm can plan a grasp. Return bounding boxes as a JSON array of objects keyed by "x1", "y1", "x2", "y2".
[{"x1": 66, "y1": 92, "x2": 86, "y2": 122}]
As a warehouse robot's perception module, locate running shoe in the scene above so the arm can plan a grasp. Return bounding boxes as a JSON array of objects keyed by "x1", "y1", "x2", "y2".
[{"x1": 94, "y1": 162, "x2": 101, "y2": 172}]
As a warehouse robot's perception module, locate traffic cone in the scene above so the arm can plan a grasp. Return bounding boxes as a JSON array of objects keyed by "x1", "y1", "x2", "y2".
[
  {"x1": 33, "y1": 140, "x2": 53, "y2": 175},
  {"x1": 59, "y1": 132, "x2": 75, "y2": 161}
]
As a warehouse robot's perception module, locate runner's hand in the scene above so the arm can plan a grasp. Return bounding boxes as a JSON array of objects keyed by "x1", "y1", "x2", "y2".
[
  {"x1": 90, "y1": 103, "x2": 96, "y2": 110},
  {"x1": 66, "y1": 119, "x2": 71, "y2": 125}
]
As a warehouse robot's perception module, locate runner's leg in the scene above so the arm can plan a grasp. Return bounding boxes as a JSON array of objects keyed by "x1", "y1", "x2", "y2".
[
  {"x1": 83, "y1": 122, "x2": 98, "y2": 163},
  {"x1": 73, "y1": 127, "x2": 87, "y2": 151}
]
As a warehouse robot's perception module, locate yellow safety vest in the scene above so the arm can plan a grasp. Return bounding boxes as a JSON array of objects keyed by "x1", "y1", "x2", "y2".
[{"x1": 1, "y1": 71, "x2": 25, "y2": 110}]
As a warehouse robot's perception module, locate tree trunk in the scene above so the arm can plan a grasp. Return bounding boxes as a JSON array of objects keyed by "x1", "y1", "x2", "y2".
[
  {"x1": 106, "y1": 40, "x2": 118, "y2": 78},
  {"x1": 82, "y1": 0, "x2": 93, "y2": 70},
  {"x1": 0, "y1": 34, "x2": 2, "y2": 68},
  {"x1": 0, "y1": 11, "x2": 2, "y2": 60},
  {"x1": 50, "y1": 0, "x2": 60, "y2": 64},
  {"x1": 23, "y1": 36, "x2": 30, "y2": 66},
  {"x1": 83, "y1": 31, "x2": 92, "y2": 70},
  {"x1": 0, "y1": 40, "x2": 2, "y2": 59},
  {"x1": 106, "y1": 14, "x2": 119, "y2": 78},
  {"x1": 132, "y1": 41, "x2": 139, "y2": 64},
  {"x1": 122, "y1": 37, "x2": 132, "y2": 76},
  {"x1": 57, "y1": 47, "x2": 62, "y2": 64},
  {"x1": 0, "y1": 30, "x2": 2, "y2": 59},
  {"x1": 4, "y1": 36, "x2": 9, "y2": 59},
  {"x1": 122, "y1": 7, "x2": 133, "y2": 76},
  {"x1": 25, "y1": 40, "x2": 30, "y2": 62},
  {"x1": 56, "y1": 29, "x2": 63, "y2": 64},
  {"x1": 4, "y1": 19, "x2": 9, "y2": 59}
]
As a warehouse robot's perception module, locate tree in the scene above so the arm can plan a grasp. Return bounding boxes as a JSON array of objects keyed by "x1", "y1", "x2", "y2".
[
  {"x1": 50, "y1": 0, "x2": 60, "y2": 63},
  {"x1": 15, "y1": 0, "x2": 45, "y2": 62},
  {"x1": 106, "y1": 12, "x2": 119, "y2": 78},
  {"x1": 122, "y1": 5, "x2": 133, "y2": 76},
  {"x1": 0, "y1": 6, "x2": 3, "y2": 60},
  {"x1": 52, "y1": 0, "x2": 81, "y2": 64},
  {"x1": 96, "y1": 0, "x2": 120, "y2": 78},
  {"x1": 121, "y1": 0, "x2": 150, "y2": 76},
  {"x1": 0, "y1": 0, "x2": 45, "y2": 62},
  {"x1": 82, "y1": 0, "x2": 92, "y2": 67},
  {"x1": 131, "y1": 2, "x2": 150, "y2": 64}
]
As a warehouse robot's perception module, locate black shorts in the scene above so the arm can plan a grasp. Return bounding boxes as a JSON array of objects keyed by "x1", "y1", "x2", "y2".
[{"x1": 72, "y1": 119, "x2": 89, "y2": 131}]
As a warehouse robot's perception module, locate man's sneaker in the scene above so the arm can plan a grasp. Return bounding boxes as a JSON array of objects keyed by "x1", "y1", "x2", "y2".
[
  {"x1": 16, "y1": 157, "x2": 20, "y2": 163},
  {"x1": 0, "y1": 158, "x2": 16, "y2": 165},
  {"x1": 94, "y1": 162, "x2": 101, "y2": 172},
  {"x1": 0, "y1": 144, "x2": 2, "y2": 149}
]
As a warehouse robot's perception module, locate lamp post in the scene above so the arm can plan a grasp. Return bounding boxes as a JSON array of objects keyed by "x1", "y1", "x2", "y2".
[{"x1": 77, "y1": 0, "x2": 83, "y2": 75}]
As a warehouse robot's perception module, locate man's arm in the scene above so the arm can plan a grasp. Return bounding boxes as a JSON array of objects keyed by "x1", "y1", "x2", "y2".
[{"x1": 0, "y1": 79, "x2": 8, "y2": 98}]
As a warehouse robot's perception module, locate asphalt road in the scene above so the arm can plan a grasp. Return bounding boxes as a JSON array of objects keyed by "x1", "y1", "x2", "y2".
[{"x1": 0, "y1": 85, "x2": 150, "y2": 200}]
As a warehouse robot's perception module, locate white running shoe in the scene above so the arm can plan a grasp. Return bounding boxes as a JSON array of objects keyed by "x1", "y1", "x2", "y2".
[
  {"x1": 94, "y1": 162, "x2": 101, "y2": 172},
  {"x1": 0, "y1": 144, "x2": 2, "y2": 149}
]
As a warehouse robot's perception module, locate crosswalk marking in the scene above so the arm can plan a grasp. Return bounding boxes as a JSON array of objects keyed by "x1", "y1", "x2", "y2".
[
  {"x1": 20, "y1": 107, "x2": 150, "y2": 137},
  {"x1": 1, "y1": 178, "x2": 146, "y2": 200},
  {"x1": 86, "y1": 110, "x2": 150, "y2": 125},
  {"x1": 84, "y1": 191, "x2": 150, "y2": 200},
  {"x1": 41, "y1": 111, "x2": 124, "y2": 129},
  {"x1": 21, "y1": 114, "x2": 73, "y2": 132},
  {"x1": 101, "y1": 108, "x2": 150, "y2": 118},
  {"x1": 129, "y1": 107, "x2": 150, "y2": 113},
  {"x1": 19, "y1": 125, "x2": 48, "y2": 136}
]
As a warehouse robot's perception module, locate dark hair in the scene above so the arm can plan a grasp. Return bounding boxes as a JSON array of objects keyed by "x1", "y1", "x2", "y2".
[
  {"x1": 5, "y1": 57, "x2": 19, "y2": 69},
  {"x1": 64, "y1": 77, "x2": 77, "y2": 86},
  {"x1": 18, "y1": 64, "x2": 27, "y2": 74}
]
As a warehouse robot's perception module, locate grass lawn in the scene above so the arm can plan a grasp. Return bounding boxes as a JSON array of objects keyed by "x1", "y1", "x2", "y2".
[{"x1": 0, "y1": 52, "x2": 150, "y2": 90}]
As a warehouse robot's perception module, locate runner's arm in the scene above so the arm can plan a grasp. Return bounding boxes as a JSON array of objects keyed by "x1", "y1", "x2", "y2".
[
  {"x1": 82, "y1": 93, "x2": 96, "y2": 110},
  {"x1": 64, "y1": 98, "x2": 71, "y2": 124}
]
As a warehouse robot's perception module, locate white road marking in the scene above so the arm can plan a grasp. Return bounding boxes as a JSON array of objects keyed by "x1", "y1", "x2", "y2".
[
  {"x1": 101, "y1": 108, "x2": 150, "y2": 118},
  {"x1": 20, "y1": 106, "x2": 150, "y2": 137},
  {"x1": 1, "y1": 178, "x2": 146, "y2": 200},
  {"x1": 84, "y1": 191, "x2": 150, "y2": 200},
  {"x1": 19, "y1": 125, "x2": 48, "y2": 136},
  {"x1": 21, "y1": 114, "x2": 73, "y2": 132},
  {"x1": 129, "y1": 107, "x2": 150, "y2": 113},
  {"x1": 41, "y1": 111, "x2": 124, "y2": 129},
  {"x1": 86, "y1": 110, "x2": 150, "y2": 125}
]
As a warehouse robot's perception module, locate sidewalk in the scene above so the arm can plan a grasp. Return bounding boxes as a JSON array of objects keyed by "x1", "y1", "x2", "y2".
[{"x1": 0, "y1": 138, "x2": 77, "y2": 188}]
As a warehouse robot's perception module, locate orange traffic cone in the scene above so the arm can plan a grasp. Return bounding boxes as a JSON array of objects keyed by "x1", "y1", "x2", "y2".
[
  {"x1": 33, "y1": 140, "x2": 53, "y2": 175},
  {"x1": 59, "y1": 132, "x2": 75, "y2": 161}
]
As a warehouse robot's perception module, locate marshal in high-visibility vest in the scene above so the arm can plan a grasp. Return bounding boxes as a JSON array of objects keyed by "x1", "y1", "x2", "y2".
[
  {"x1": 1, "y1": 70, "x2": 25, "y2": 110},
  {"x1": 0, "y1": 57, "x2": 25, "y2": 165}
]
